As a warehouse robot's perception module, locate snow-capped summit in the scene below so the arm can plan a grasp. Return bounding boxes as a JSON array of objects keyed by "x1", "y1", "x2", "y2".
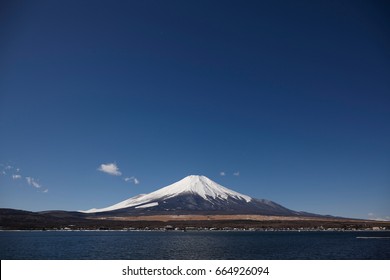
[
  {"x1": 82, "y1": 175, "x2": 298, "y2": 216},
  {"x1": 150, "y1": 175, "x2": 252, "y2": 202}
]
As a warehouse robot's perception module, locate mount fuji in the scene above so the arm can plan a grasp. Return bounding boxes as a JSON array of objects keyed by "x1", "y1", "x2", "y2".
[
  {"x1": 82, "y1": 175, "x2": 302, "y2": 216},
  {"x1": 3, "y1": 175, "x2": 381, "y2": 230}
]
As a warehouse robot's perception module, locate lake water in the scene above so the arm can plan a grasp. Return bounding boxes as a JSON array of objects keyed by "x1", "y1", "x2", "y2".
[{"x1": 0, "y1": 231, "x2": 389, "y2": 259}]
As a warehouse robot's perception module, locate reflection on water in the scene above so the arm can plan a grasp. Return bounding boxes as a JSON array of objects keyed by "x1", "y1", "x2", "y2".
[{"x1": 0, "y1": 231, "x2": 389, "y2": 259}]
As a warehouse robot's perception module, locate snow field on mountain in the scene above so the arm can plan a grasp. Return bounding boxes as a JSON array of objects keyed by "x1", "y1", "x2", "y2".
[{"x1": 82, "y1": 175, "x2": 252, "y2": 213}]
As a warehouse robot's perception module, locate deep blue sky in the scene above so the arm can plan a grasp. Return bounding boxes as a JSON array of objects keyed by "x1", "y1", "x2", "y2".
[{"x1": 0, "y1": 0, "x2": 389, "y2": 219}]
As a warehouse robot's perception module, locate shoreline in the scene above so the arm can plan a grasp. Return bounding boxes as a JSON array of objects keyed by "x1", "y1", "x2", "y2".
[{"x1": 1, "y1": 228, "x2": 389, "y2": 233}]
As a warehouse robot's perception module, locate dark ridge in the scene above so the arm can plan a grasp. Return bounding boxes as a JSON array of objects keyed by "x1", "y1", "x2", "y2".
[{"x1": 1, "y1": 208, "x2": 389, "y2": 231}]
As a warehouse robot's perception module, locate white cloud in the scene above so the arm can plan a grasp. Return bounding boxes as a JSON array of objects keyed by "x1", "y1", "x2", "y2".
[
  {"x1": 98, "y1": 163, "x2": 122, "y2": 176},
  {"x1": 124, "y1": 176, "x2": 140, "y2": 185},
  {"x1": 1, "y1": 163, "x2": 48, "y2": 193},
  {"x1": 233, "y1": 171, "x2": 240, "y2": 176},
  {"x1": 220, "y1": 171, "x2": 226, "y2": 176},
  {"x1": 1, "y1": 163, "x2": 22, "y2": 176},
  {"x1": 25, "y1": 177, "x2": 49, "y2": 193},
  {"x1": 26, "y1": 177, "x2": 42, "y2": 189}
]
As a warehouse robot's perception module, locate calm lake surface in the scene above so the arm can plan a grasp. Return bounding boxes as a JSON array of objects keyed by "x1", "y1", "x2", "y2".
[{"x1": 0, "y1": 231, "x2": 389, "y2": 259}]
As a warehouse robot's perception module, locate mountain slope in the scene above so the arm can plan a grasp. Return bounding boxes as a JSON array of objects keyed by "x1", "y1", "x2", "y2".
[{"x1": 82, "y1": 175, "x2": 301, "y2": 216}]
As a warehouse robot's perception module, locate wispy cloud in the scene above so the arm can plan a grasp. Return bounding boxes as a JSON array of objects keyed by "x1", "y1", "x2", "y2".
[
  {"x1": 233, "y1": 171, "x2": 240, "y2": 176},
  {"x1": 26, "y1": 177, "x2": 42, "y2": 189},
  {"x1": 98, "y1": 163, "x2": 122, "y2": 176},
  {"x1": 124, "y1": 176, "x2": 140, "y2": 185},
  {"x1": 1, "y1": 162, "x2": 48, "y2": 193},
  {"x1": 220, "y1": 171, "x2": 226, "y2": 176},
  {"x1": 1, "y1": 163, "x2": 20, "y2": 175}
]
